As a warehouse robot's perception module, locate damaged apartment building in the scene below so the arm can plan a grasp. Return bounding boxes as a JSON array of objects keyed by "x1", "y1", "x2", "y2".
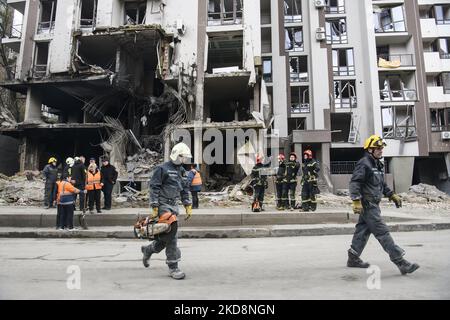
[{"x1": 1, "y1": 0, "x2": 450, "y2": 194}]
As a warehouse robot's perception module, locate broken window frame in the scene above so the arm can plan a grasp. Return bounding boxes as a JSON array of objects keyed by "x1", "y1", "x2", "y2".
[
  {"x1": 332, "y1": 48, "x2": 355, "y2": 76},
  {"x1": 373, "y1": 5, "x2": 406, "y2": 33},
  {"x1": 37, "y1": 0, "x2": 57, "y2": 34},
  {"x1": 381, "y1": 105, "x2": 417, "y2": 141},
  {"x1": 437, "y1": 38, "x2": 450, "y2": 59},
  {"x1": 290, "y1": 86, "x2": 310, "y2": 114},
  {"x1": 124, "y1": 1, "x2": 147, "y2": 25},
  {"x1": 325, "y1": 18, "x2": 348, "y2": 44},
  {"x1": 289, "y1": 56, "x2": 308, "y2": 83},
  {"x1": 285, "y1": 27, "x2": 304, "y2": 52},
  {"x1": 430, "y1": 108, "x2": 450, "y2": 132},
  {"x1": 433, "y1": 5, "x2": 450, "y2": 25},
  {"x1": 334, "y1": 80, "x2": 357, "y2": 109},
  {"x1": 325, "y1": 0, "x2": 345, "y2": 14},
  {"x1": 288, "y1": 117, "x2": 306, "y2": 135},
  {"x1": 380, "y1": 75, "x2": 417, "y2": 102},
  {"x1": 33, "y1": 41, "x2": 50, "y2": 78},
  {"x1": 262, "y1": 57, "x2": 272, "y2": 82},
  {"x1": 208, "y1": 0, "x2": 243, "y2": 26},
  {"x1": 80, "y1": 0, "x2": 98, "y2": 28},
  {"x1": 284, "y1": 0, "x2": 302, "y2": 23}
]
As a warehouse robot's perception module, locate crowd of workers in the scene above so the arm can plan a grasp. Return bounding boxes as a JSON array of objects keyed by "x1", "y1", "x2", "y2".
[{"x1": 42, "y1": 155, "x2": 118, "y2": 230}]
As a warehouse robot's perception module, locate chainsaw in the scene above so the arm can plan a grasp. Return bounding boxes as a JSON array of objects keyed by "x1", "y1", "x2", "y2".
[{"x1": 133, "y1": 215, "x2": 171, "y2": 240}]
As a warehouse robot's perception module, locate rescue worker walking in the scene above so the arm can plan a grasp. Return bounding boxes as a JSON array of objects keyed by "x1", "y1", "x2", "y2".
[
  {"x1": 275, "y1": 154, "x2": 287, "y2": 210},
  {"x1": 300, "y1": 150, "x2": 320, "y2": 212},
  {"x1": 86, "y1": 163, "x2": 103, "y2": 214},
  {"x1": 141, "y1": 142, "x2": 193, "y2": 280},
  {"x1": 187, "y1": 164, "x2": 202, "y2": 209},
  {"x1": 55, "y1": 176, "x2": 86, "y2": 230},
  {"x1": 43, "y1": 157, "x2": 58, "y2": 208},
  {"x1": 100, "y1": 157, "x2": 118, "y2": 210},
  {"x1": 347, "y1": 135, "x2": 419, "y2": 275},
  {"x1": 250, "y1": 155, "x2": 270, "y2": 212},
  {"x1": 284, "y1": 152, "x2": 300, "y2": 211}
]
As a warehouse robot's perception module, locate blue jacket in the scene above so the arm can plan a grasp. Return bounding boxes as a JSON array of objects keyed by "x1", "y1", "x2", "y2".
[
  {"x1": 149, "y1": 161, "x2": 192, "y2": 215},
  {"x1": 349, "y1": 153, "x2": 393, "y2": 203}
]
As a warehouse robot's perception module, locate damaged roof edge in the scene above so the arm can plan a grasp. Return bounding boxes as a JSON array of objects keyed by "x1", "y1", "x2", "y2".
[{"x1": 74, "y1": 24, "x2": 168, "y2": 38}]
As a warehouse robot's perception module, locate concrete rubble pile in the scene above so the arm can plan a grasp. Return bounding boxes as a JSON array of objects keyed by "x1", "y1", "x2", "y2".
[
  {"x1": 0, "y1": 171, "x2": 44, "y2": 205},
  {"x1": 125, "y1": 149, "x2": 164, "y2": 181},
  {"x1": 400, "y1": 183, "x2": 450, "y2": 205}
]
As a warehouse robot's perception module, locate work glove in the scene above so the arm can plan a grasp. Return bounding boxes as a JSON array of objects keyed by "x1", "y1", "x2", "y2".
[
  {"x1": 151, "y1": 207, "x2": 159, "y2": 220},
  {"x1": 389, "y1": 194, "x2": 402, "y2": 208},
  {"x1": 184, "y1": 205, "x2": 193, "y2": 221},
  {"x1": 352, "y1": 199, "x2": 363, "y2": 215}
]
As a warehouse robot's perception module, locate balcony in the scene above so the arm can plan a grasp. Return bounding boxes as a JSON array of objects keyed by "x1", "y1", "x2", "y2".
[
  {"x1": 380, "y1": 89, "x2": 417, "y2": 102},
  {"x1": 1, "y1": 24, "x2": 22, "y2": 53},
  {"x1": 427, "y1": 86, "x2": 450, "y2": 104},
  {"x1": 421, "y1": 18, "x2": 450, "y2": 40},
  {"x1": 424, "y1": 52, "x2": 450, "y2": 75},
  {"x1": 377, "y1": 54, "x2": 414, "y2": 67}
]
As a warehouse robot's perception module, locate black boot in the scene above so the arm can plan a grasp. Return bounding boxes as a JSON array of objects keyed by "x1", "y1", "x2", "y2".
[
  {"x1": 347, "y1": 251, "x2": 370, "y2": 268},
  {"x1": 394, "y1": 258, "x2": 420, "y2": 275},
  {"x1": 141, "y1": 245, "x2": 153, "y2": 268}
]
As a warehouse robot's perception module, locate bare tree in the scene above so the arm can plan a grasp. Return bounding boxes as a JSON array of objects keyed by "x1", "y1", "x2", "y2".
[{"x1": 0, "y1": 0, "x2": 21, "y2": 122}]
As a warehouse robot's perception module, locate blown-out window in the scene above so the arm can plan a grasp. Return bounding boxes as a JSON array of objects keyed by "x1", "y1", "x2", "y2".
[
  {"x1": 332, "y1": 48, "x2": 355, "y2": 76},
  {"x1": 334, "y1": 80, "x2": 357, "y2": 108},
  {"x1": 285, "y1": 27, "x2": 303, "y2": 52},
  {"x1": 325, "y1": 18, "x2": 347, "y2": 44}
]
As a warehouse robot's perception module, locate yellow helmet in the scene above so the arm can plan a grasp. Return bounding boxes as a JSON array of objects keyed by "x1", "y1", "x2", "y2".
[
  {"x1": 364, "y1": 135, "x2": 387, "y2": 150},
  {"x1": 48, "y1": 157, "x2": 57, "y2": 164}
]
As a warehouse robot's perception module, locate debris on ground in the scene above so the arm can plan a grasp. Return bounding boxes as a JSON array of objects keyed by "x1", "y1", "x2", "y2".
[
  {"x1": 0, "y1": 172, "x2": 44, "y2": 205},
  {"x1": 125, "y1": 149, "x2": 164, "y2": 181}
]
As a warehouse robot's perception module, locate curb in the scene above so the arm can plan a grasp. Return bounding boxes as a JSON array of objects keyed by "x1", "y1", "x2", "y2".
[{"x1": 1, "y1": 223, "x2": 450, "y2": 239}]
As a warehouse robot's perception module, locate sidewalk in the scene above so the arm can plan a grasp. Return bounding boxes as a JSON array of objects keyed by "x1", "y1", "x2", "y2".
[{"x1": 0, "y1": 204, "x2": 449, "y2": 238}]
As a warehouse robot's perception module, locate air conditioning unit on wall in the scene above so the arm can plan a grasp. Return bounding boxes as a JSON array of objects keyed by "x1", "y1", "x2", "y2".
[
  {"x1": 441, "y1": 131, "x2": 450, "y2": 140},
  {"x1": 314, "y1": 0, "x2": 326, "y2": 8},
  {"x1": 316, "y1": 32, "x2": 326, "y2": 41}
]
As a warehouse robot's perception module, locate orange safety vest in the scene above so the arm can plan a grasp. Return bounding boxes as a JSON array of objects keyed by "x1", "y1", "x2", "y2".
[
  {"x1": 86, "y1": 171, "x2": 102, "y2": 191},
  {"x1": 191, "y1": 169, "x2": 202, "y2": 186},
  {"x1": 56, "y1": 181, "x2": 78, "y2": 205}
]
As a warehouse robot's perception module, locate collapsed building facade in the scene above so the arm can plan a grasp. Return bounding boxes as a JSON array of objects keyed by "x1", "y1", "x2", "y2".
[{"x1": 0, "y1": 0, "x2": 450, "y2": 194}]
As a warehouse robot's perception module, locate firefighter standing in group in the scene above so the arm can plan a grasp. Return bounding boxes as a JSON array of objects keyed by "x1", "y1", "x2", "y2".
[
  {"x1": 300, "y1": 150, "x2": 320, "y2": 212},
  {"x1": 43, "y1": 157, "x2": 58, "y2": 209},
  {"x1": 347, "y1": 135, "x2": 419, "y2": 275},
  {"x1": 275, "y1": 154, "x2": 287, "y2": 210},
  {"x1": 284, "y1": 152, "x2": 300, "y2": 211},
  {"x1": 250, "y1": 155, "x2": 271, "y2": 212},
  {"x1": 141, "y1": 142, "x2": 193, "y2": 280}
]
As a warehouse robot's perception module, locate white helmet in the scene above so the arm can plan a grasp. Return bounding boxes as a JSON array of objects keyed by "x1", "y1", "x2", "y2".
[
  {"x1": 170, "y1": 142, "x2": 192, "y2": 162},
  {"x1": 66, "y1": 157, "x2": 74, "y2": 167}
]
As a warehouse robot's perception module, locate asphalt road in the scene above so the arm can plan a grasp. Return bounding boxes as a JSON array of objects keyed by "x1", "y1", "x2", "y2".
[{"x1": 0, "y1": 230, "x2": 449, "y2": 299}]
